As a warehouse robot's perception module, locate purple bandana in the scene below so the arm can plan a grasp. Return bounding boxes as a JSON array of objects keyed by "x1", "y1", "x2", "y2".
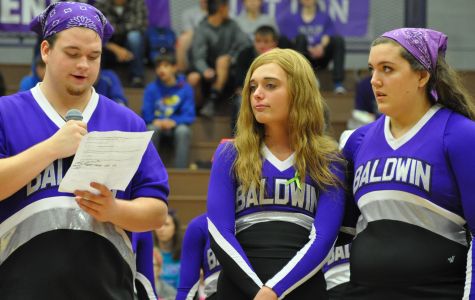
[
  {"x1": 29, "y1": 1, "x2": 114, "y2": 43},
  {"x1": 381, "y1": 28, "x2": 448, "y2": 100}
]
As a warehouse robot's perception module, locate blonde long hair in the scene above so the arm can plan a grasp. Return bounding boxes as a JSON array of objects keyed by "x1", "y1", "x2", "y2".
[{"x1": 234, "y1": 48, "x2": 341, "y2": 191}]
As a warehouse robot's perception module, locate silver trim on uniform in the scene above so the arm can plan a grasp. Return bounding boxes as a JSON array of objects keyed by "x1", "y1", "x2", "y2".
[
  {"x1": 235, "y1": 211, "x2": 314, "y2": 234},
  {"x1": 185, "y1": 280, "x2": 200, "y2": 300},
  {"x1": 135, "y1": 272, "x2": 157, "y2": 300},
  {"x1": 204, "y1": 270, "x2": 220, "y2": 297},
  {"x1": 324, "y1": 262, "x2": 350, "y2": 290},
  {"x1": 462, "y1": 239, "x2": 473, "y2": 299},
  {"x1": 340, "y1": 226, "x2": 356, "y2": 236},
  {"x1": 356, "y1": 190, "x2": 467, "y2": 246},
  {"x1": 0, "y1": 196, "x2": 136, "y2": 275}
]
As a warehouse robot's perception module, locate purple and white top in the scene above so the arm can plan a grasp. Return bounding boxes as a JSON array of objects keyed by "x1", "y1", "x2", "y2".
[
  {"x1": 343, "y1": 105, "x2": 475, "y2": 297},
  {"x1": 0, "y1": 85, "x2": 169, "y2": 298},
  {"x1": 207, "y1": 142, "x2": 345, "y2": 298},
  {"x1": 177, "y1": 213, "x2": 221, "y2": 300}
]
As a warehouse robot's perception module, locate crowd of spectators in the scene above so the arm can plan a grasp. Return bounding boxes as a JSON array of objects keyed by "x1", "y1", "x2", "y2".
[{"x1": 12, "y1": 0, "x2": 351, "y2": 169}]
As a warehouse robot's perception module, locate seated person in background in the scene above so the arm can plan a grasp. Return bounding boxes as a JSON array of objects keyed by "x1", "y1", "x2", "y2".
[
  {"x1": 279, "y1": 0, "x2": 346, "y2": 94},
  {"x1": 188, "y1": 0, "x2": 250, "y2": 117},
  {"x1": 19, "y1": 55, "x2": 45, "y2": 91},
  {"x1": 153, "y1": 210, "x2": 182, "y2": 290},
  {"x1": 235, "y1": 0, "x2": 278, "y2": 41},
  {"x1": 346, "y1": 75, "x2": 379, "y2": 130},
  {"x1": 142, "y1": 54, "x2": 195, "y2": 169},
  {"x1": 94, "y1": 69, "x2": 129, "y2": 106},
  {"x1": 231, "y1": 25, "x2": 278, "y2": 134},
  {"x1": 176, "y1": 0, "x2": 208, "y2": 72},
  {"x1": 153, "y1": 249, "x2": 178, "y2": 300},
  {"x1": 95, "y1": 0, "x2": 147, "y2": 87},
  {"x1": 0, "y1": 71, "x2": 4, "y2": 96}
]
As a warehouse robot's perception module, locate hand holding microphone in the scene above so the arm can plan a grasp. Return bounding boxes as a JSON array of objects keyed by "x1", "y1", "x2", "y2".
[
  {"x1": 64, "y1": 109, "x2": 84, "y2": 121},
  {"x1": 48, "y1": 109, "x2": 88, "y2": 159}
]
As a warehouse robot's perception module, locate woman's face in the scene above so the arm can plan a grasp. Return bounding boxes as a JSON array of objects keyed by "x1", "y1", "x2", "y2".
[
  {"x1": 155, "y1": 215, "x2": 175, "y2": 243},
  {"x1": 249, "y1": 63, "x2": 290, "y2": 126},
  {"x1": 368, "y1": 43, "x2": 426, "y2": 118}
]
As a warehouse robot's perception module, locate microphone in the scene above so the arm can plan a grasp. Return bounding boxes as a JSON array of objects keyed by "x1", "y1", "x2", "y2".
[{"x1": 65, "y1": 109, "x2": 83, "y2": 122}]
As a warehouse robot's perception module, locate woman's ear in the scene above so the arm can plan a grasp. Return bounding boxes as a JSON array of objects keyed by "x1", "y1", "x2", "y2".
[{"x1": 418, "y1": 70, "x2": 431, "y2": 88}]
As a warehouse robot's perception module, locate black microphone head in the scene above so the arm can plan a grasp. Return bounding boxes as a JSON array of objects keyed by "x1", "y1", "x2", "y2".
[{"x1": 65, "y1": 109, "x2": 83, "y2": 121}]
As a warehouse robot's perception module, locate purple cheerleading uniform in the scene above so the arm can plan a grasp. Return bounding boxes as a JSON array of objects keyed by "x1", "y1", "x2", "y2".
[
  {"x1": 323, "y1": 198, "x2": 359, "y2": 295},
  {"x1": 177, "y1": 213, "x2": 221, "y2": 300},
  {"x1": 343, "y1": 105, "x2": 475, "y2": 299},
  {"x1": 0, "y1": 85, "x2": 169, "y2": 299},
  {"x1": 132, "y1": 231, "x2": 157, "y2": 300},
  {"x1": 207, "y1": 142, "x2": 345, "y2": 299}
]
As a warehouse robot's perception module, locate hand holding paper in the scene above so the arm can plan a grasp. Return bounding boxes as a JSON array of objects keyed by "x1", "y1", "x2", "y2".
[{"x1": 58, "y1": 131, "x2": 153, "y2": 193}]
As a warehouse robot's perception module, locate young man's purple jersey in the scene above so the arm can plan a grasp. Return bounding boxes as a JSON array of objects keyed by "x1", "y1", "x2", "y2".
[
  {"x1": 207, "y1": 142, "x2": 345, "y2": 298},
  {"x1": 0, "y1": 85, "x2": 169, "y2": 299},
  {"x1": 343, "y1": 105, "x2": 475, "y2": 298},
  {"x1": 177, "y1": 213, "x2": 221, "y2": 300}
]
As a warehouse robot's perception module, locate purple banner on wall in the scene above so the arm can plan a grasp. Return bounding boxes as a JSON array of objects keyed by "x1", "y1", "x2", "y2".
[
  {"x1": 0, "y1": 0, "x2": 96, "y2": 32},
  {"x1": 0, "y1": 0, "x2": 169, "y2": 32},
  {"x1": 0, "y1": 0, "x2": 54, "y2": 32},
  {"x1": 1, "y1": 0, "x2": 368, "y2": 36}
]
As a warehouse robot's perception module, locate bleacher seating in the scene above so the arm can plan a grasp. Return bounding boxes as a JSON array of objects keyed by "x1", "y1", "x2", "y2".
[{"x1": 167, "y1": 168, "x2": 209, "y2": 231}]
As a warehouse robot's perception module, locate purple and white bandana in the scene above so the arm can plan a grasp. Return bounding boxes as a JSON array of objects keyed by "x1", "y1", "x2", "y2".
[
  {"x1": 29, "y1": 1, "x2": 114, "y2": 43},
  {"x1": 381, "y1": 28, "x2": 448, "y2": 100}
]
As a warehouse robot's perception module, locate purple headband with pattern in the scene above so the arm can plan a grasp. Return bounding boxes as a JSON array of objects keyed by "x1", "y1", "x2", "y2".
[
  {"x1": 30, "y1": 2, "x2": 114, "y2": 43},
  {"x1": 382, "y1": 28, "x2": 448, "y2": 100}
]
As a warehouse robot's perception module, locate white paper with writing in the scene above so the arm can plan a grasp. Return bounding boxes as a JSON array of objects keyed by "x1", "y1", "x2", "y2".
[{"x1": 58, "y1": 131, "x2": 153, "y2": 193}]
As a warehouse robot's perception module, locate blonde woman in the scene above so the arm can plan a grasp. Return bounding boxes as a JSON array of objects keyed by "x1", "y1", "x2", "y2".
[{"x1": 207, "y1": 48, "x2": 345, "y2": 300}]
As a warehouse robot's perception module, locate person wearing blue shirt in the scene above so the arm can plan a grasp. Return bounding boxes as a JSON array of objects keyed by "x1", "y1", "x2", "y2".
[
  {"x1": 142, "y1": 54, "x2": 196, "y2": 169},
  {"x1": 94, "y1": 69, "x2": 129, "y2": 106},
  {"x1": 279, "y1": 0, "x2": 346, "y2": 94},
  {"x1": 19, "y1": 56, "x2": 45, "y2": 92}
]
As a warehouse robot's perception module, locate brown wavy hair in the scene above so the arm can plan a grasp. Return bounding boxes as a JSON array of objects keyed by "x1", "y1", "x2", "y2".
[
  {"x1": 233, "y1": 48, "x2": 342, "y2": 192},
  {"x1": 372, "y1": 37, "x2": 475, "y2": 120}
]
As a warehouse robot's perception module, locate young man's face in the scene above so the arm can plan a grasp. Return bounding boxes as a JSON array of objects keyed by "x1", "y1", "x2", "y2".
[
  {"x1": 254, "y1": 34, "x2": 277, "y2": 55},
  {"x1": 155, "y1": 61, "x2": 177, "y2": 84},
  {"x1": 41, "y1": 27, "x2": 101, "y2": 97}
]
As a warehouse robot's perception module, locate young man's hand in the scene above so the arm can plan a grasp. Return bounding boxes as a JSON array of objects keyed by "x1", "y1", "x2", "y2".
[{"x1": 74, "y1": 182, "x2": 119, "y2": 223}]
